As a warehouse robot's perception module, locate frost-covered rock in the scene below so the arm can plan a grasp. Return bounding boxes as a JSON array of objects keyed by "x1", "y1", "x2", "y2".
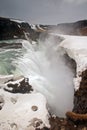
[
  {"x1": 60, "y1": 35, "x2": 87, "y2": 90},
  {"x1": 0, "y1": 76, "x2": 50, "y2": 130},
  {"x1": 59, "y1": 35, "x2": 87, "y2": 123}
]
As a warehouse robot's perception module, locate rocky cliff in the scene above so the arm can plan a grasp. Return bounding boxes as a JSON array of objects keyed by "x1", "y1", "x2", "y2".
[{"x1": 0, "y1": 17, "x2": 87, "y2": 42}]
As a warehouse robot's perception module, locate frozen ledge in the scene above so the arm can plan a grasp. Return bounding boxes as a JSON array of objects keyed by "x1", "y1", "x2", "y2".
[
  {"x1": 59, "y1": 35, "x2": 87, "y2": 124},
  {"x1": 60, "y1": 35, "x2": 87, "y2": 91}
]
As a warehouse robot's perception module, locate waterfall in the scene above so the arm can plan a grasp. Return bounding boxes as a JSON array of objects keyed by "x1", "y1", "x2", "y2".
[{"x1": 15, "y1": 36, "x2": 74, "y2": 117}]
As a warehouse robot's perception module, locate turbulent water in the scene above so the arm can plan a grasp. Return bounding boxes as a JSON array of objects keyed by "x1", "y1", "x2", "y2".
[{"x1": 0, "y1": 36, "x2": 74, "y2": 117}]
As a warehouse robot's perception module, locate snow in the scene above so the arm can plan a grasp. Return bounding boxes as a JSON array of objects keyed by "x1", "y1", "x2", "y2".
[
  {"x1": 30, "y1": 24, "x2": 46, "y2": 31},
  {"x1": 59, "y1": 35, "x2": 87, "y2": 90},
  {"x1": 10, "y1": 19, "x2": 25, "y2": 23},
  {"x1": 0, "y1": 75, "x2": 50, "y2": 130},
  {"x1": 0, "y1": 89, "x2": 50, "y2": 130},
  {"x1": 37, "y1": 25, "x2": 46, "y2": 31},
  {"x1": 0, "y1": 75, "x2": 14, "y2": 84},
  {"x1": 31, "y1": 24, "x2": 37, "y2": 30},
  {"x1": 13, "y1": 35, "x2": 18, "y2": 38}
]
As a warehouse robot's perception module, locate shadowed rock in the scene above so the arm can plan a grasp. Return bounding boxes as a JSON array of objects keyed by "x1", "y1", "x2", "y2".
[
  {"x1": 0, "y1": 96, "x2": 4, "y2": 110},
  {"x1": 4, "y1": 78, "x2": 33, "y2": 93},
  {"x1": 73, "y1": 70, "x2": 87, "y2": 115},
  {"x1": 0, "y1": 42, "x2": 22, "y2": 49}
]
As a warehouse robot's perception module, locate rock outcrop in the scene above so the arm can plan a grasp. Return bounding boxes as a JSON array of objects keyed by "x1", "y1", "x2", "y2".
[
  {"x1": 4, "y1": 77, "x2": 33, "y2": 93},
  {"x1": 0, "y1": 17, "x2": 41, "y2": 41}
]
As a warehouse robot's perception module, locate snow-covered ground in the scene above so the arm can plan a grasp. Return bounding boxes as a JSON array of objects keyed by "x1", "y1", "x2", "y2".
[
  {"x1": 0, "y1": 76, "x2": 50, "y2": 130},
  {"x1": 10, "y1": 18, "x2": 25, "y2": 23}
]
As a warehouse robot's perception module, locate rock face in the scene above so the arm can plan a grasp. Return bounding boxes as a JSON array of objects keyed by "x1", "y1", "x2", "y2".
[
  {"x1": 0, "y1": 42, "x2": 22, "y2": 49},
  {"x1": 73, "y1": 70, "x2": 87, "y2": 114},
  {"x1": 4, "y1": 77, "x2": 33, "y2": 93},
  {"x1": 0, "y1": 17, "x2": 40, "y2": 41},
  {"x1": 0, "y1": 17, "x2": 28, "y2": 40},
  {"x1": 0, "y1": 17, "x2": 87, "y2": 42}
]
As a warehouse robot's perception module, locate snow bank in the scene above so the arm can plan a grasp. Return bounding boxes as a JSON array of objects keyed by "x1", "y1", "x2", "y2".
[
  {"x1": 60, "y1": 35, "x2": 87, "y2": 90},
  {"x1": 0, "y1": 76, "x2": 50, "y2": 130}
]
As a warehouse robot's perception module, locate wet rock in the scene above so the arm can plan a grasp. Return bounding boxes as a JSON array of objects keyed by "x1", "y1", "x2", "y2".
[
  {"x1": 65, "y1": 69, "x2": 87, "y2": 126},
  {"x1": 0, "y1": 42, "x2": 22, "y2": 49},
  {"x1": 0, "y1": 96, "x2": 4, "y2": 110},
  {"x1": 73, "y1": 69, "x2": 87, "y2": 115},
  {"x1": 73, "y1": 89, "x2": 87, "y2": 114},
  {"x1": 4, "y1": 78, "x2": 33, "y2": 93}
]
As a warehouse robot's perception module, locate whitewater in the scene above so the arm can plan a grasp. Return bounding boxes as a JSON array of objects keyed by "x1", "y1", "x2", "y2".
[{"x1": 0, "y1": 35, "x2": 75, "y2": 117}]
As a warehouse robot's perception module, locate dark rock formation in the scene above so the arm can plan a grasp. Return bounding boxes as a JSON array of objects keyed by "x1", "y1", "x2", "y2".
[
  {"x1": 0, "y1": 42, "x2": 22, "y2": 49},
  {"x1": 4, "y1": 78, "x2": 33, "y2": 93},
  {"x1": 72, "y1": 70, "x2": 87, "y2": 115},
  {"x1": 37, "y1": 69, "x2": 87, "y2": 129},
  {"x1": 0, "y1": 17, "x2": 87, "y2": 43},
  {"x1": 0, "y1": 17, "x2": 27, "y2": 40},
  {"x1": 66, "y1": 69, "x2": 87, "y2": 126},
  {"x1": 0, "y1": 17, "x2": 40, "y2": 41},
  {"x1": 37, "y1": 116, "x2": 87, "y2": 130}
]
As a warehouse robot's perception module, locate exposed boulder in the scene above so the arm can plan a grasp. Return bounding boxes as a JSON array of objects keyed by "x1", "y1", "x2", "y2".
[{"x1": 4, "y1": 77, "x2": 33, "y2": 93}]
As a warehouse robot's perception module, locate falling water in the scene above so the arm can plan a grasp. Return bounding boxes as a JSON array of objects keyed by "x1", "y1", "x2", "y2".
[{"x1": 14, "y1": 35, "x2": 75, "y2": 117}]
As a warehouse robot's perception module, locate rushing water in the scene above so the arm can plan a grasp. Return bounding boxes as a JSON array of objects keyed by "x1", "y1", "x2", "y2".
[{"x1": 0, "y1": 37, "x2": 74, "y2": 117}]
